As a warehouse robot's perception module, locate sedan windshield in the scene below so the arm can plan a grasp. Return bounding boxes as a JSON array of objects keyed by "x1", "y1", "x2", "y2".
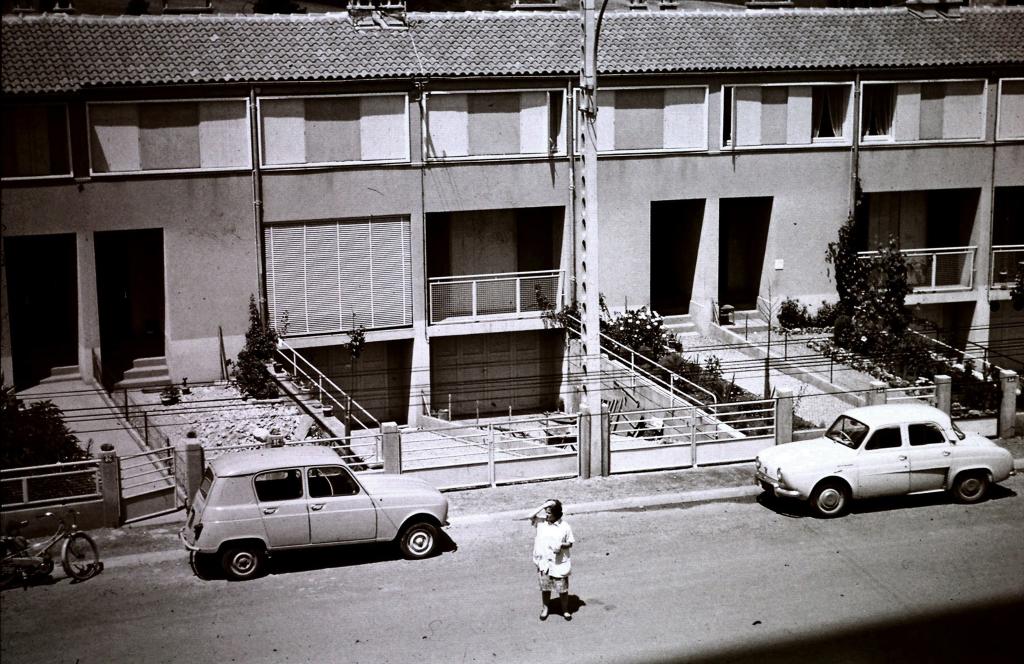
[{"x1": 826, "y1": 415, "x2": 869, "y2": 449}]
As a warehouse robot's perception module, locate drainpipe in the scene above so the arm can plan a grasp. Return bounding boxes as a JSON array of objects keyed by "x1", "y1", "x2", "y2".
[
  {"x1": 848, "y1": 72, "x2": 862, "y2": 221},
  {"x1": 249, "y1": 86, "x2": 269, "y2": 324},
  {"x1": 566, "y1": 82, "x2": 577, "y2": 307}
]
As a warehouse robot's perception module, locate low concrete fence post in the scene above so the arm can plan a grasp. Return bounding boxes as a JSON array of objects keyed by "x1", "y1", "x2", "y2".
[
  {"x1": 933, "y1": 374, "x2": 952, "y2": 415},
  {"x1": 98, "y1": 447, "x2": 122, "y2": 527},
  {"x1": 775, "y1": 388, "x2": 793, "y2": 445},
  {"x1": 184, "y1": 442, "x2": 205, "y2": 502},
  {"x1": 578, "y1": 405, "x2": 592, "y2": 480},
  {"x1": 599, "y1": 401, "x2": 611, "y2": 477},
  {"x1": 867, "y1": 381, "x2": 888, "y2": 406},
  {"x1": 998, "y1": 370, "x2": 1019, "y2": 439},
  {"x1": 381, "y1": 422, "x2": 401, "y2": 473}
]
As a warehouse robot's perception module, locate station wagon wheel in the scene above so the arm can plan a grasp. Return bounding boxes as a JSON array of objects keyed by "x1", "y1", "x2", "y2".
[
  {"x1": 810, "y1": 480, "x2": 849, "y2": 518},
  {"x1": 398, "y1": 522, "x2": 439, "y2": 560},
  {"x1": 221, "y1": 545, "x2": 265, "y2": 581},
  {"x1": 952, "y1": 471, "x2": 989, "y2": 504}
]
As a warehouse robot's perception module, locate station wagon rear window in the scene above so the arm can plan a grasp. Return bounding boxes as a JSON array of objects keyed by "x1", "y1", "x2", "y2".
[
  {"x1": 254, "y1": 469, "x2": 303, "y2": 502},
  {"x1": 199, "y1": 468, "x2": 215, "y2": 499}
]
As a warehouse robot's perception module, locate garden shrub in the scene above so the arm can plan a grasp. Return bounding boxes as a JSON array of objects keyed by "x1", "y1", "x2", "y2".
[
  {"x1": 234, "y1": 294, "x2": 281, "y2": 399},
  {"x1": 1, "y1": 393, "x2": 89, "y2": 468},
  {"x1": 601, "y1": 306, "x2": 670, "y2": 360},
  {"x1": 777, "y1": 298, "x2": 811, "y2": 330}
]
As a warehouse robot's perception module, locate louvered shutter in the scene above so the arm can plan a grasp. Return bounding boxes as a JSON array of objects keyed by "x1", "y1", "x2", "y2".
[
  {"x1": 265, "y1": 217, "x2": 411, "y2": 335},
  {"x1": 266, "y1": 225, "x2": 308, "y2": 333}
]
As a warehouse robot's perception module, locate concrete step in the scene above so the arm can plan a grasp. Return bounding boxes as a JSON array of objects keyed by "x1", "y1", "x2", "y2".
[
  {"x1": 40, "y1": 365, "x2": 81, "y2": 382},
  {"x1": 663, "y1": 314, "x2": 696, "y2": 335},
  {"x1": 114, "y1": 373, "x2": 172, "y2": 390},
  {"x1": 121, "y1": 365, "x2": 170, "y2": 381},
  {"x1": 131, "y1": 356, "x2": 168, "y2": 369}
]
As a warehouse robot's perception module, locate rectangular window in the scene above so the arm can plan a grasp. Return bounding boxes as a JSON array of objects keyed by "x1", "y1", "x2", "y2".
[
  {"x1": 259, "y1": 94, "x2": 408, "y2": 166},
  {"x1": 592, "y1": 86, "x2": 707, "y2": 153},
  {"x1": 997, "y1": 78, "x2": 1024, "y2": 140},
  {"x1": 2, "y1": 103, "x2": 71, "y2": 179},
  {"x1": 264, "y1": 216, "x2": 413, "y2": 335},
  {"x1": 861, "y1": 80, "x2": 985, "y2": 144},
  {"x1": 88, "y1": 99, "x2": 249, "y2": 174},
  {"x1": 724, "y1": 84, "x2": 850, "y2": 148},
  {"x1": 425, "y1": 90, "x2": 567, "y2": 159},
  {"x1": 862, "y1": 84, "x2": 896, "y2": 139}
]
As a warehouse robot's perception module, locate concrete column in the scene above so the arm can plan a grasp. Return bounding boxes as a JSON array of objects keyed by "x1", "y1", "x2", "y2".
[
  {"x1": 77, "y1": 230, "x2": 102, "y2": 381},
  {"x1": 381, "y1": 421, "x2": 402, "y2": 474},
  {"x1": 183, "y1": 442, "x2": 205, "y2": 503},
  {"x1": 98, "y1": 447, "x2": 122, "y2": 528},
  {"x1": 775, "y1": 388, "x2": 794, "y2": 445},
  {"x1": 691, "y1": 197, "x2": 721, "y2": 333},
  {"x1": 0, "y1": 249, "x2": 12, "y2": 383},
  {"x1": 406, "y1": 329, "x2": 431, "y2": 426},
  {"x1": 998, "y1": 370, "x2": 1019, "y2": 439},
  {"x1": 867, "y1": 380, "x2": 888, "y2": 406},
  {"x1": 578, "y1": 405, "x2": 591, "y2": 480},
  {"x1": 597, "y1": 400, "x2": 611, "y2": 477},
  {"x1": 933, "y1": 374, "x2": 952, "y2": 415}
]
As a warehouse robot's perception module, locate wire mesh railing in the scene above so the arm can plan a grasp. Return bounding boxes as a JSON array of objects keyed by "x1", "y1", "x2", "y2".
[
  {"x1": 990, "y1": 245, "x2": 1024, "y2": 286},
  {"x1": 0, "y1": 460, "x2": 102, "y2": 508},
  {"x1": 859, "y1": 246, "x2": 976, "y2": 291}
]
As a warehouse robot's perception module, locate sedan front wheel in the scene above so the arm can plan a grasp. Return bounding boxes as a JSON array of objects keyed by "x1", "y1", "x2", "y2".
[{"x1": 810, "y1": 480, "x2": 850, "y2": 518}]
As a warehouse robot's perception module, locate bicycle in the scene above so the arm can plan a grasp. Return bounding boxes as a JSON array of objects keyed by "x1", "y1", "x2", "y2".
[{"x1": 0, "y1": 508, "x2": 103, "y2": 589}]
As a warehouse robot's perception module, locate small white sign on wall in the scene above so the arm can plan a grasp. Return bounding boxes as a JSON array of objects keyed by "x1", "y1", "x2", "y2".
[{"x1": 774, "y1": 259, "x2": 785, "y2": 271}]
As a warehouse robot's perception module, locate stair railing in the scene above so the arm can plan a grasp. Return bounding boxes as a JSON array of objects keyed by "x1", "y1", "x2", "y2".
[{"x1": 275, "y1": 340, "x2": 380, "y2": 431}]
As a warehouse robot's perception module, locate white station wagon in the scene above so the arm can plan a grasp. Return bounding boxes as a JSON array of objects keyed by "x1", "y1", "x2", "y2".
[
  {"x1": 180, "y1": 446, "x2": 449, "y2": 580},
  {"x1": 755, "y1": 404, "x2": 1015, "y2": 518}
]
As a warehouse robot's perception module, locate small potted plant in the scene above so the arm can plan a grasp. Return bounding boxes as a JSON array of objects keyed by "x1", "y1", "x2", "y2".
[
  {"x1": 322, "y1": 401, "x2": 334, "y2": 417},
  {"x1": 181, "y1": 377, "x2": 191, "y2": 395}
]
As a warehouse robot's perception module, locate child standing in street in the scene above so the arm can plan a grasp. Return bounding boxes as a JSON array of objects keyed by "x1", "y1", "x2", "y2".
[{"x1": 530, "y1": 498, "x2": 575, "y2": 621}]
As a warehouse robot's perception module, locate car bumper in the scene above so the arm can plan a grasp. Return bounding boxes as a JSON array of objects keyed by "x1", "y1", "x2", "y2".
[
  {"x1": 178, "y1": 527, "x2": 199, "y2": 552},
  {"x1": 755, "y1": 471, "x2": 801, "y2": 499}
]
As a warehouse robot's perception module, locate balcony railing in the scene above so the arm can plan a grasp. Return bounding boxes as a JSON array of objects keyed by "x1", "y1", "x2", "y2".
[
  {"x1": 991, "y1": 244, "x2": 1024, "y2": 287},
  {"x1": 429, "y1": 269, "x2": 564, "y2": 324},
  {"x1": 858, "y1": 246, "x2": 976, "y2": 292}
]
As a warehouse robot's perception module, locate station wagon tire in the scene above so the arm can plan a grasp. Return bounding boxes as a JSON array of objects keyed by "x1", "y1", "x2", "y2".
[
  {"x1": 810, "y1": 480, "x2": 850, "y2": 518},
  {"x1": 951, "y1": 471, "x2": 990, "y2": 504},
  {"x1": 398, "y1": 522, "x2": 439, "y2": 560},
  {"x1": 61, "y1": 532, "x2": 100, "y2": 581},
  {"x1": 221, "y1": 545, "x2": 265, "y2": 581}
]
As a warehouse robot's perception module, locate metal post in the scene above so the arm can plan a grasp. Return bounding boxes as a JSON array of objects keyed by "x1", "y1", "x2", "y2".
[
  {"x1": 515, "y1": 277, "x2": 521, "y2": 315},
  {"x1": 689, "y1": 405, "x2": 698, "y2": 467},
  {"x1": 488, "y1": 425, "x2": 496, "y2": 487},
  {"x1": 829, "y1": 354, "x2": 834, "y2": 383},
  {"x1": 471, "y1": 281, "x2": 478, "y2": 318},
  {"x1": 123, "y1": 389, "x2": 128, "y2": 417},
  {"x1": 144, "y1": 412, "x2": 149, "y2": 447},
  {"x1": 931, "y1": 256, "x2": 937, "y2": 289},
  {"x1": 784, "y1": 331, "x2": 788, "y2": 360}
]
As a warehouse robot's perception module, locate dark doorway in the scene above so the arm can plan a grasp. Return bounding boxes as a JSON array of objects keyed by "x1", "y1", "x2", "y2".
[
  {"x1": 926, "y1": 189, "x2": 978, "y2": 247},
  {"x1": 993, "y1": 187, "x2": 1024, "y2": 245},
  {"x1": 95, "y1": 229, "x2": 165, "y2": 386},
  {"x1": 651, "y1": 199, "x2": 705, "y2": 316},
  {"x1": 4, "y1": 234, "x2": 78, "y2": 389},
  {"x1": 719, "y1": 197, "x2": 772, "y2": 311}
]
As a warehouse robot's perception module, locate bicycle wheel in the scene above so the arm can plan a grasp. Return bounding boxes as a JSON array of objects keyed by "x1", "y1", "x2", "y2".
[
  {"x1": 61, "y1": 532, "x2": 100, "y2": 581},
  {"x1": 0, "y1": 541, "x2": 18, "y2": 588}
]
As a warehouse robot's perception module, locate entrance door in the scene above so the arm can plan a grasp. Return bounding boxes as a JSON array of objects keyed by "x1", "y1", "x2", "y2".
[
  {"x1": 719, "y1": 197, "x2": 772, "y2": 311},
  {"x1": 95, "y1": 229, "x2": 165, "y2": 386},
  {"x1": 4, "y1": 234, "x2": 78, "y2": 389},
  {"x1": 651, "y1": 199, "x2": 704, "y2": 316}
]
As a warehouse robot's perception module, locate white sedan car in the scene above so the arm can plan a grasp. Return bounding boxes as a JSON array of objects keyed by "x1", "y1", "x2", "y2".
[{"x1": 755, "y1": 404, "x2": 1015, "y2": 517}]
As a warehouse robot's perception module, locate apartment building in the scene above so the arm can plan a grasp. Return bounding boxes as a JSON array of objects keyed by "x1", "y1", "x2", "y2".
[{"x1": 2, "y1": 4, "x2": 1023, "y2": 425}]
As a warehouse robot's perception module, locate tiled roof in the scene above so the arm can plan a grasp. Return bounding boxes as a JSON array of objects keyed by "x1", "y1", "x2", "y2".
[{"x1": 3, "y1": 8, "x2": 1023, "y2": 95}]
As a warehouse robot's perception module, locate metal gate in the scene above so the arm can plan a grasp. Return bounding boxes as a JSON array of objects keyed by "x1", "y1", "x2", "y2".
[{"x1": 119, "y1": 446, "x2": 185, "y2": 524}]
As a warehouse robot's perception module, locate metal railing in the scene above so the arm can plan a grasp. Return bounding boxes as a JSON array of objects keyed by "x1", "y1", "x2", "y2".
[
  {"x1": 0, "y1": 460, "x2": 102, "y2": 508},
  {"x1": 275, "y1": 339, "x2": 380, "y2": 431},
  {"x1": 858, "y1": 246, "x2": 976, "y2": 291},
  {"x1": 990, "y1": 245, "x2": 1024, "y2": 286},
  {"x1": 119, "y1": 446, "x2": 176, "y2": 495},
  {"x1": 596, "y1": 329, "x2": 718, "y2": 406},
  {"x1": 885, "y1": 385, "x2": 937, "y2": 405},
  {"x1": 204, "y1": 435, "x2": 384, "y2": 472},
  {"x1": 429, "y1": 269, "x2": 563, "y2": 324}
]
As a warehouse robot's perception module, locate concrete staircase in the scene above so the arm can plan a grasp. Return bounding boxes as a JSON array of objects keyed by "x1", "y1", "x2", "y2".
[
  {"x1": 39, "y1": 365, "x2": 82, "y2": 383},
  {"x1": 721, "y1": 309, "x2": 769, "y2": 335},
  {"x1": 662, "y1": 314, "x2": 697, "y2": 344},
  {"x1": 113, "y1": 356, "x2": 172, "y2": 390}
]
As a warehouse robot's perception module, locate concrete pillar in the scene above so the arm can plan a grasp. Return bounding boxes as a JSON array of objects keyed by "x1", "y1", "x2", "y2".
[
  {"x1": 98, "y1": 447, "x2": 122, "y2": 527},
  {"x1": 933, "y1": 374, "x2": 952, "y2": 415},
  {"x1": 77, "y1": 230, "x2": 102, "y2": 380},
  {"x1": 183, "y1": 442, "x2": 205, "y2": 503},
  {"x1": 691, "y1": 197, "x2": 721, "y2": 333},
  {"x1": 998, "y1": 370, "x2": 1019, "y2": 439},
  {"x1": 867, "y1": 380, "x2": 888, "y2": 406},
  {"x1": 775, "y1": 388, "x2": 794, "y2": 445},
  {"x1": 578, "y1": 405, "x2": 591, "y2": 480},
  {"x1": 406, "y1": 328, "x2": 431, "y2": 427},
  {"x1": 381, "y1": 421, "x2": 402, "y2": 473},
  {"x1": 597, "y1": 400, "x2": 611, "y2": 477}
]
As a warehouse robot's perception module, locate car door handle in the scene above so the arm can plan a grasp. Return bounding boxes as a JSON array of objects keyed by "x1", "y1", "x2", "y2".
[
  {"x1": 941, "y1": 451, "x2": 951, "y2": 456},
  {"x1": 897, "y1": 455, "x2": 907, "y2": 461},
  {"x1": 310, "y1": 504, "x2": 325, "y2": 511},
  {"x1": 262, "y1": 507, "x2": 278, "y2": 515}
]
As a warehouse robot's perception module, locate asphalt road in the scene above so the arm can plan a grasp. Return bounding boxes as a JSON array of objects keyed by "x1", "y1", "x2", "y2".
[{"x1": 2, "y1": 477, "x2": 1023, "y2": 664}]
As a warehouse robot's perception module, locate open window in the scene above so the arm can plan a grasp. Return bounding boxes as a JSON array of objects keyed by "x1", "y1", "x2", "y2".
[
  {"x1": 812, "y1": 86, "x2": 849, "y2": 141},
  {"x1": 862, "y1": 84, "x2": 896, "y2": 140}
]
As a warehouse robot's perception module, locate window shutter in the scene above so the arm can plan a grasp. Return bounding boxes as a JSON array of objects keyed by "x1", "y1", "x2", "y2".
[{"x1": 265, "y1": 217, "x2": 412, "y2": 335}]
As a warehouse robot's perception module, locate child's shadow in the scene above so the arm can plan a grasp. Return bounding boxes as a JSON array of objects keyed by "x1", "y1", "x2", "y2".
[{"x1": 545, "y1": 594, "x2": 587, "y2": 617}]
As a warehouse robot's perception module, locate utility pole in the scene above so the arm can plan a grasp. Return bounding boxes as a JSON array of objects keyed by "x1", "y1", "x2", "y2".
[{"x1": 578, "y1": 0, "x2": 607, "y2": 477}]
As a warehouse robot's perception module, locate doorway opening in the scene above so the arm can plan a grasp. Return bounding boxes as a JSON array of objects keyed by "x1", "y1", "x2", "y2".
[
  {"x1": 651, "y1": 199, "x2": 705, "y2": 316},
  {"x1": 4, "y1": 234, "x2": 78, "y2": 389},
  {"x1": 719, "y1": 197, "x2": 772, "y2": 311},
  {"x1": 94, "y1": 229, "x2": 165, "y2": 387}
]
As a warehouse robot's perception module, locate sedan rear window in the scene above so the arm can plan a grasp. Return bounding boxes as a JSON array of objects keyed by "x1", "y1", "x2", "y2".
[{"x1": 254, "y1": 469, "x2": 303, "y2": 502}]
